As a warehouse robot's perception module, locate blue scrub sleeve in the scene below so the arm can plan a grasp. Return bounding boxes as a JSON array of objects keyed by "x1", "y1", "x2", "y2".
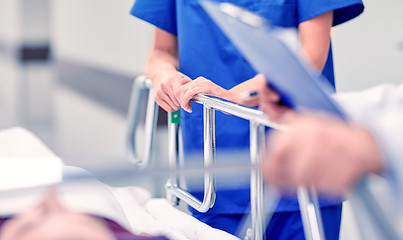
[
  {"x1": 298, "y1": 0, "x2": 364, "y2": 26},
  {"x1": 130, "y1": 0, "x2": 177, "y2": 35}
]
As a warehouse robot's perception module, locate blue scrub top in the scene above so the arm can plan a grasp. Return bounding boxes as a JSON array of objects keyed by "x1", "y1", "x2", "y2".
[{"x1": 131, "y1": 0, "x2": 364, "y2": 214}]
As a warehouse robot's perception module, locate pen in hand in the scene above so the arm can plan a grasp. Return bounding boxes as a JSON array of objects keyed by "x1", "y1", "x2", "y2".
[{"x1": 239, "y1": 90, "x2": 258, "y2": 99}]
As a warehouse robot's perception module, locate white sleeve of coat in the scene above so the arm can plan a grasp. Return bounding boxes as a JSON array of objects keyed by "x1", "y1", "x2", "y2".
[{"x1": 333, "y1": 83, "x2": 403, "y2": 201}]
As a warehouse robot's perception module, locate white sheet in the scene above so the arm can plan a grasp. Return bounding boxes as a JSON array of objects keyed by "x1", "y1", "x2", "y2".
[
  {"x1": 112, "y1": 186, "x2": 239, "y2": 240},
  {"x1": 0, "y1": 127, "x2": 63, "y2": 191}
]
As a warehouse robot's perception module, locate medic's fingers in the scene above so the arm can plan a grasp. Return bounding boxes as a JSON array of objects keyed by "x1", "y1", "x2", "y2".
[
  {"x1": 155, "y1": 93, "x2": 177, "y2": 112},
  {"x1": 238, "y1": 94, "x2": 259, "y2": 107},
  {"x1": 259, "y1": 103, "x2": 283, "y2": 122},
  {"x1": 173, "y1": 76, "x2": 192, "y2": 104},
  {"x1": 179, "y1": 77, "x2": 192, "y2": 85},
  {"x1": 179, "y1": 78, "x2": 205, "y2": 112},
  {"x1": 180, "y1": 85, "x2": 197, "y2": 113},
  {"x1": 160, "y1": 80, "x2": 181, "y2": 108},
  {"x1": 181, "y1": 86, "x2": 211, "y2": 113},
  {"x1": 266, "y1": 87, "x2": 281, "y2": 102},
  {"x1": 259, "y1": 81, "x2": 280, "y2": 102}
]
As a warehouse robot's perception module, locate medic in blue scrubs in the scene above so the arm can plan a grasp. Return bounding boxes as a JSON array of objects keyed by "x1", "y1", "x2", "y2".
[{"x1": 130, "y1": 0, "x2": 364, "y2": 239}]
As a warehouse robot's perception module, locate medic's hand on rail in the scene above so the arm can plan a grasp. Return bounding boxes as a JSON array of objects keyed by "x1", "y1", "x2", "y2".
[
  {"x1": 151, "y1": 71, "x2": 192, "y2": 112},
  {"x1": 256, "y1": 75, "x2": 294, "y2": 124},
  {"x1": 180, "y1": 74, "x2": 263, "y2": 113},
  {"x1": 180, "y1": 77, "x2": 228, "y2": 113},
  {"x1": 261, "y1": 113, "x2": 384, "y2": 196},
  {"x1": 145, "y1": 28, "x2": 192, "y2": 112}
]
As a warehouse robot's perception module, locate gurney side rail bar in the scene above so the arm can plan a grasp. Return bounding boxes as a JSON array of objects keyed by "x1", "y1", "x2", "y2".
[
  {"x1": 126, "y1": 75, "x2": 158, "y2": 169},
  {"x1": 194, "y1": 95, "x2": 285, "y2": 131},
  {"x1": 166, "y1": 105, "x2": 216, "y2": 212}
]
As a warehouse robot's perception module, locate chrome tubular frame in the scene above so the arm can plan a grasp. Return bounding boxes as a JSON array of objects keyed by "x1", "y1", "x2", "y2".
[
  {"x1": 126, "y1": 75, "x2": 158, "y2": 169},
  {"x1": 250, "y1": 121, "x2": 266, "y2": 239},
  {"x1": 166, "y1": 93, "x2": 325, "y2": 240},
  {"x1": 128, "y1": 76, "x2": 325, "y2": 240},
  {"x1": 165, "y1": 112, "x2": 181, "y2": 205},
  {"x1": 297, "y1": 187, "x2": 325, "y2": 240},
  {"x1": 165, "y1": 104, "x2": 216, "y2": 212}
]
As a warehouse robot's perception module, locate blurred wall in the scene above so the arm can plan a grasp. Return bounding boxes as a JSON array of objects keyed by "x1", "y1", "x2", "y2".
[
  {"x1": 51, "y1": 0, "x2": 152, "y2": 75},
  {"x1": 0, "y1": 0, "x2": 52, "y2": 129},
  {"x1": 0, "y1": 0, "x2": 21, "y2": 45},
  {"x1": 0, "y1": 0, "x2": 156, "y2": 161},
  {"x1": 333, "y1": 0, "x2": 403, "y2": 92},
  {"x1": 50, "y1": 0, "x2": 154, "y2": 161},
  {"x1": 0, "y1": 0, "x2": 21, "y2": 127}
]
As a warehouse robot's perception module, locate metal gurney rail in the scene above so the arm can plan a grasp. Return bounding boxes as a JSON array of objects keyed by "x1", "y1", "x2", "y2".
[
  {"x1": 126, "y1": 75, "x2": 158, "y2": 169},
  {"x1": 127, "y1": 76, "x2": 326, "y2": 240}
]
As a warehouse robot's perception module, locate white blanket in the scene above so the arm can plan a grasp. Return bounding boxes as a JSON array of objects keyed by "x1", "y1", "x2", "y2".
[
  {"x1": 112, "y1": 187, "x2": 239, "y2": 240},
  {"x1": 0, "y1": 127, "x2": 63, "y2": 191}
]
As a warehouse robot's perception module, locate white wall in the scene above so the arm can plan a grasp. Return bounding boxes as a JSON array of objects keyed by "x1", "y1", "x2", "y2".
[
  {"x1": 48, "y1": 0, "x2": 155, "y2": 159},
  {"x1": 0, "y1": 0, "x2": 52, "y2": 129},
  {"x1": 51, "y1": 0, "x2": 152, "y2": 75},
  {"x1": 0, "y1": 0, "x2": 22, "y2": 46},
  {"x1": 21, "y1": 0, "x2": 50, "y2": 44},
  {"x1": 0, "y1": 0, "x2": 50, "y2": 44},
  {"x1": 0, "y1": 58, "x2": 22, "y2": 127},
  {"x1": 333, "y1": 0, "x2": 403, "y2": 92},
  {"x1": 53, "y1": 86, "x2": 127, "y2": 161},
  {"x1": 0, "y1": 0, "x2": 22, "y2": 128}
]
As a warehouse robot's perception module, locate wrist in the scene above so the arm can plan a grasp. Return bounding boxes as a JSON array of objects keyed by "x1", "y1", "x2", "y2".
[{"x1": 226, "y1": 88, "x2": 239, "y2": 103}]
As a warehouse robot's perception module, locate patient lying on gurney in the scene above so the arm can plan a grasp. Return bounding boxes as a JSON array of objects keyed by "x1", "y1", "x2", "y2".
[
  {"x1": 0, "y1": 127, "x2": 239, "y2": 240},
  {"x1": 0, "y1": 189, "x2": 164, "y2": 240}
]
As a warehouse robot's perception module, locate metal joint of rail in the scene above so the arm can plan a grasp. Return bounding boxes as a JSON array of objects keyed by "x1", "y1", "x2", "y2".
[{"x1": 127, "y1": 75, "x2": 326, "y2": 240}]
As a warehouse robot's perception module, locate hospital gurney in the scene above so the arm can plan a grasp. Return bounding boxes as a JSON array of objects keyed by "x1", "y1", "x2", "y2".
[{"x1": 127, "y1": 76, "x2": 327, "y2": 240}]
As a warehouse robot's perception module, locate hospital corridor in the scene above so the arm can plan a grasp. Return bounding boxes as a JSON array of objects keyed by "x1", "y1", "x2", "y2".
[{"x1": 0, "y1": 0, "x2": 402, "y2": 239}]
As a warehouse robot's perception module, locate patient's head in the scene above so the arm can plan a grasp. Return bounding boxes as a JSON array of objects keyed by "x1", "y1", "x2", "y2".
[{"x1": 0, "y1": 189, "x2": 116, "y2": 240}]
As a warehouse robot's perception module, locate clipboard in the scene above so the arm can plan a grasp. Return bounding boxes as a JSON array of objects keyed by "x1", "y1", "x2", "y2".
[{"x1": 200, "y1": 1, "x2": 346, "y2": 118}]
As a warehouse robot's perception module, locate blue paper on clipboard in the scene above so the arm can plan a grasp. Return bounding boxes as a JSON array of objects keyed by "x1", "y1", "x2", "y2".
[{"x1": 200, "y1": 1, "x2": 346, "y2": 118}]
